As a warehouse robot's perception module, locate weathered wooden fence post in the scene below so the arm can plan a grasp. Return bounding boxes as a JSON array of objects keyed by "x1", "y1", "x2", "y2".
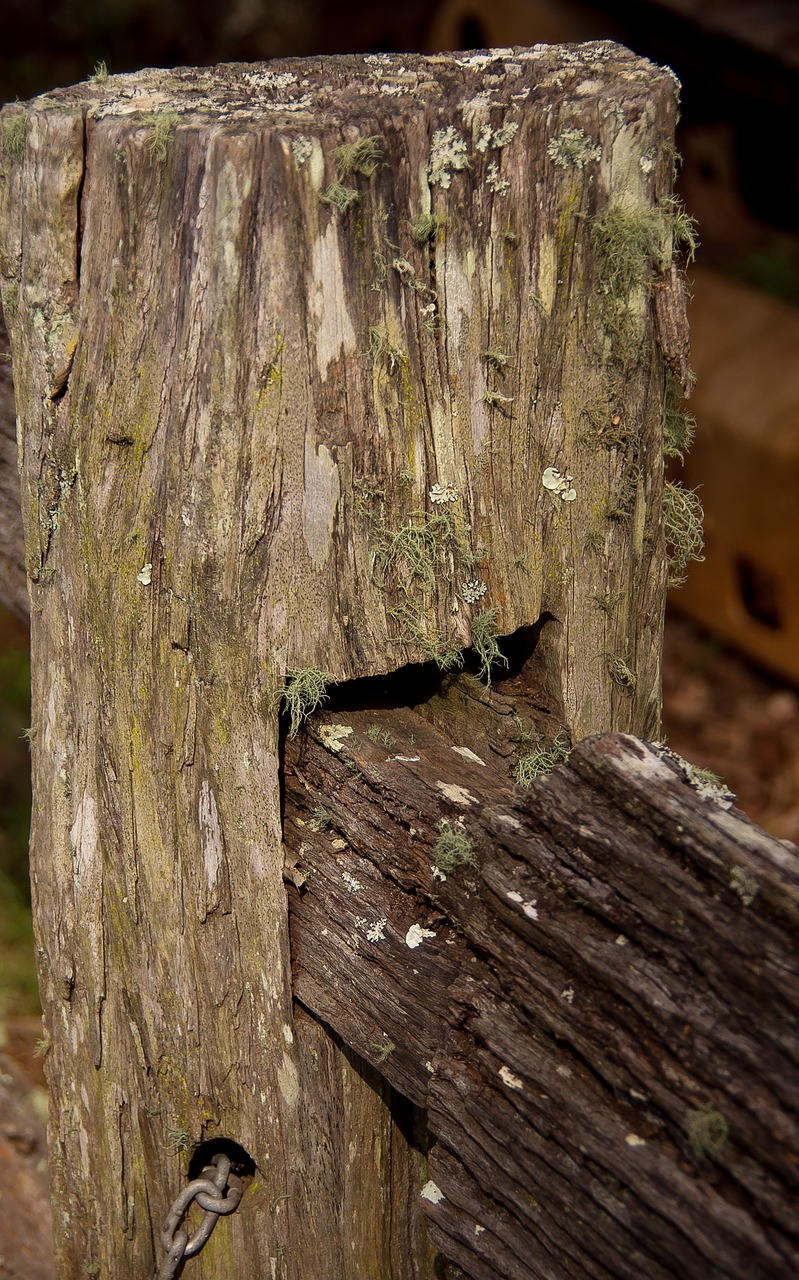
[{"x1": 0, "y1": 44, "x2": 691, "y2": 1277}]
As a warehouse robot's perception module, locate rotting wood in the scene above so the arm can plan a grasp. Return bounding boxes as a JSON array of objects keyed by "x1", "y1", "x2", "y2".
[
  {"x1": 285, "y1": 685, "x2": 799, "y2": 1280},
  {"x1": 0, "y1": 45, "x2": 688, "y2": 1278}
]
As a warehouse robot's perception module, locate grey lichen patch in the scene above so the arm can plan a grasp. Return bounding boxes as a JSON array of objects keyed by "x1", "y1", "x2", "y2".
[
  {"x1": 663, "y1": 480, "x2": 704, "y2": 586},
  {"x1": 433, "y1": 819, "x2": 476, "y2": 873},
  {"x1": 486, "y1": 161, "x2": 510, "y2": 196},
  {"x1": 729, "y1": 865, "x2": 759, "y2": 906},
  {"x1": 320, "y1": 181, "x2": 359, "y2": 213},
  {"x1": 428, "y1": 125, "x2": 470, "y2": 188},
  {"x1": 470, "y1": 608, "x2": 508, "y2": 684},
  {"x1": 476, "y1": 120, "x2": 519, "y2": 152},
  {"x1": 686, "y1": 1107, "x2": 729, "y2": 1163},
  {"x1": 547, "y1": 126, "x2": 601, "y2": 169},
  {"x1": 333, "y1": 133, "x2": 384, "y2": 178},
  {"x1": 606, "y1": 653, "x2": 637, "y2": 692},
  {"x1": 291, "y1": 135, "x2": 313, "y2": 167},
  {"x1": 512, "y1": 731, "x2": 571, "y2": 785},
  {"x1": 2, "y1": 113, "x2": 26, "y2": 162},
  {"x1": 143, "y1": 111, "x2": 179, "y2": 162},
  {"x1": 281, "y1": 668, "x2": 332, "y2": 738}
]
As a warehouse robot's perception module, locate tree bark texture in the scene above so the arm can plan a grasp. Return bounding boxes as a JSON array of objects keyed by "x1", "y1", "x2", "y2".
[
  {"x1": 285, "y1": 690, "x2": 799, "y2": 1280},
  {"x1": 0, "y1": 47, "x2": 685, "y2": 1277}
]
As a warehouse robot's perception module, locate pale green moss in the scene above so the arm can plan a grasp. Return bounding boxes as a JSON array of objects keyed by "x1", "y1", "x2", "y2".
[
  {"x1": 470, "y1": 608, "x2": 508, "y2": 684},
  {"x1": 686, "y1": 1107, "x2": 728, "y2": 1162},
  {"x1": 606, "y1": 653, "x2": 637, "y2": 691},
  {"x1": 282, "y1": 668, "x2": 331, "y2": 738},
  {"x1": 320, "y1": 181, "x2": 359, "y2": 213},
  {"x1": 411, "y1": 212, "x2": 440, "y2": 244},
  {"x1": 334, "y1": 134, "x2": 383, "y2": 179},
  {"x1": 663, "y1": 480, "x2": 704, "y2": 586},
  {"x1": 513, "y1": 732, "x2": 571, "y2": 785},
  {"x1": 2, "y1": 114, "x2": 25, "y2": 162},
  {"x1": 433, "y1": 820, "x2": 476, "y2": 872},
  {"x1": 144, "y1": 111, "x2": 179, "y2": 163}
]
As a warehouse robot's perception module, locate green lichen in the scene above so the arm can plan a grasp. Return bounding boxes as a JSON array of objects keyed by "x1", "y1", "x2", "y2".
[
  {"x1": 367, "y1": 724, "x2": 396, "y2": 749},
  {"x1": 165, "y1": 1125, "x2": 190, "y2": 1154},
  {"x1": 2, "y1": 114, "x2": 26, "y2": 162},
  {"x1": 281, "y1": 668, "x2": 331, "y2": 738},
  {"x1": 663, "y1": 480, "x2": 705, "y2": 586},
  {"x1": 606, "y1": 653, "x2": 637, "y2": 692},
  {"x1": 372, "y1": 1035, "x2": 396, "y2": 1064},
  {"x1": 592, "y1": 592, "x2": 618, "y2": 615},
  {"x1": 90, "y1": 60, "x2": 109, "y2": 84},
  {"x1": 411, "y1": 212, "x2": 440, "y2": 245},
  {"x1": 513, "y1": 732, "x2": 571, "y2": 785},
  {"x1": 590, "y1": 201, "x2": 697, "y2": 365},
  {"x1": 686, "y1": 1107, "x2": 729, "y2": 1162},
  {"x1": 144, "y1": 111, "x2": 179, "y2": 163},
  {"x1": 387, "y1": 603, "x2": 464, "y2": 673},
  {"x1": 334, "y1": 134, "x2": 384, "y2": 179},
  {"x1": 483, "y1": 389, "x2": 514, "y2": 413},
  {"x1": 470, "y1": 608, "x2": 508, "y2": 685},
  {"x1": 482, "y1": 348, "x2": 509, "y2": 372},
  {"x1": 368, "y1": 325, "x2": 404, "y2": 375},
  {"x1": 3, "y1": 283, "x2": 18, "y2": 318},
  {"x1": 433, "y1": 820, "x2": 476, "y2": 872},
  {"x1": 320, "y1": 182, "x2": 359, "y2": 213},
  {"x1": 663, "y1": 377, "x2": 696, "y2": 462}
]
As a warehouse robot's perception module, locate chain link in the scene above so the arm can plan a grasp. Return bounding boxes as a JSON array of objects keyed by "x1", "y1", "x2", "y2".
[{"x1": 156, "y1": 1152, "x2": 243, "y2": 1280}]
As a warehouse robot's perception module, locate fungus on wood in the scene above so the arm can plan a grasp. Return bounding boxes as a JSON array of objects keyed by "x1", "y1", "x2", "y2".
[{"x1": 0, "y1": 45, "x2": 688, "y2": 1277}]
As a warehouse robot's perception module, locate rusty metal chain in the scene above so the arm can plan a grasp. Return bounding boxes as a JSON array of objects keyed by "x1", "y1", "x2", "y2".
[{"x1": 156, "y1": 1152, "x2": 243, "y2": 1280}]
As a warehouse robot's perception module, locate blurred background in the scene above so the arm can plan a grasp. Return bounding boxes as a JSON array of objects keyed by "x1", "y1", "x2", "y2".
[{"x1": 1, "y1": 3, "x2": 799, "y2": 1267}]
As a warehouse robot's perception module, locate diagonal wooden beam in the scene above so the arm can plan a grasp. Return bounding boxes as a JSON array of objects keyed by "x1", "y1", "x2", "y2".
[{"x1": 285, "y1": 685, "x2": 799, "y2": 1280}]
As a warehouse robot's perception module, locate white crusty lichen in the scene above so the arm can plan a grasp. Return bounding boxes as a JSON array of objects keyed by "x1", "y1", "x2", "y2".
[
  {"x1": 461, "y1": 579, "x2": 487, "y2": 604},
  {"x1": 498, "y1": 1064, "x2": 524, "y2": 1090},
  {"x1": 429, "y1": 482, "x2": 460, "y2": 504},
  {"x1": 542, "y1": 467, "x2": 577, "y2": 502},
  {"x1": 420, "y1": 1180, "x2": 445, "y2": 1204},
  {"x1": 428, "y1": 126, "x2": 470, "y2": 188},
  {"x1": 547, "y1": 126, "x2": 602, "y2": 169},
  {"x1": 405, "y1": 923, "x2": 436, "y2": 949}
]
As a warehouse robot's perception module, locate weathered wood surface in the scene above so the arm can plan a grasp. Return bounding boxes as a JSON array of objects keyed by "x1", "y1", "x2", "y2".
[
  {"x1": 285, "y1": 682, "x2": 799, "y2": 1280},
  {"x1": 0, "y1": 311, "x2": 27, "y2": 621},
  {"x1": 0, "y1": 46, "x2": 686, "y2": 1278}
]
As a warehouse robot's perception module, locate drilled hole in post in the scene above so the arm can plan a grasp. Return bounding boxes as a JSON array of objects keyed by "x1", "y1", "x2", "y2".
[
  {"x1": 735, "y1": 556, "x2": 783, "y2": 630},
  {"x1": 188, "y1": 1137, "x2": 256, "y2": 1185}
]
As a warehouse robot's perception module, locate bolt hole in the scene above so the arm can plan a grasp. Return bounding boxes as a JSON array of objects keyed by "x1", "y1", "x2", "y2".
[
  {"x1": 188, "y1": 1137, "x2": 256, "y2": 1185},
  {"x1": 459, "y1": 16, "x2": 487, "y2": 49},
  {"x1": 735, "y1": 556, "x2": 783, "y2": 630}
]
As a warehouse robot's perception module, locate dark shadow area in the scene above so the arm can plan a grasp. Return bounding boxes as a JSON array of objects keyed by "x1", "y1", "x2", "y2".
[{"x1": 187, "y1": 1136, "x2": 256, "y2": 1185}]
